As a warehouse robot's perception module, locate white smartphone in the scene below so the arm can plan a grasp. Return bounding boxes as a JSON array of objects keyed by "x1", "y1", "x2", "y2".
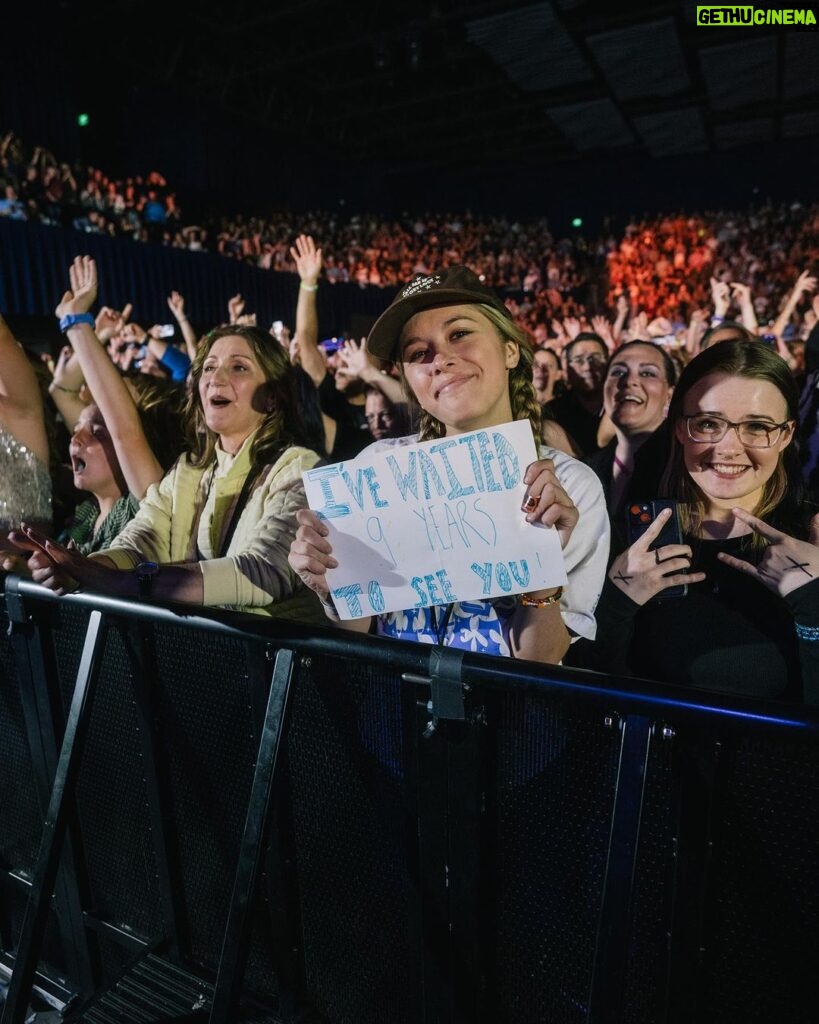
[{"x1": 157, "y1": 324, "x2": 175, "y2": 338}]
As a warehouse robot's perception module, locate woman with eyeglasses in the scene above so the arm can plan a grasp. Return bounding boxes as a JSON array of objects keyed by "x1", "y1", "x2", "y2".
[{"x1": 570, "y1": 341, "x2": 819, "y2": 703}]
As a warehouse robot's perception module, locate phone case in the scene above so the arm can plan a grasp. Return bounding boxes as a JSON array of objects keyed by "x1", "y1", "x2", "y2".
[{"x1": 626, "y1": 500, "x2": 688, "y2": 599}]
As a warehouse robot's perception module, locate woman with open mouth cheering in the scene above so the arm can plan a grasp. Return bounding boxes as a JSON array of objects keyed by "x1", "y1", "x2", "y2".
[{"x1": 14, "y1": 256, "x2": 324, "y2": 622}]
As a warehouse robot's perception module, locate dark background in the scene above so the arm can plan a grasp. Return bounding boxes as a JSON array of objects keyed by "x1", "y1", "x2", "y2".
[{"x1": 5, "y1": 1, "x2": 819, "y2": 232}]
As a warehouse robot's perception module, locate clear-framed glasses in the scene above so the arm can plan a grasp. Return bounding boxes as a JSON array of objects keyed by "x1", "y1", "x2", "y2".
[
  {"x1": 684, "y1": 414, "x2": 792, "y2": 449},
  {"x1": 567, "y1": 353, "x2": 607, "y2": 368}
]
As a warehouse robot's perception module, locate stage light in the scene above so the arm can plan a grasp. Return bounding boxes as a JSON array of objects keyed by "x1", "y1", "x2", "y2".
[
  {"x1": 571, "y1": 217, "x2": 583, "y2": 228},
  {"x1": 77, "y1": 113, "x2": 90, "y2": 127}
]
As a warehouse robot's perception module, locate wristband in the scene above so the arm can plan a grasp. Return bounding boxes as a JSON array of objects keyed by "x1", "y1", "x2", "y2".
[
  {"x1": 710, "y1": 315, "x2": 724, "y2": 325},
  {"x1": 520, "y1": 586, "x2": 563, "y2": 608},
  {"x1": 299, "y1": 282, "x2": 318, "y2": 292},
  {"x1": 59, "y1": 313, "x2": 95, "y2": 333},
  {"x1": 52, "y1": 384, "x2": 80, "y2": 394}
]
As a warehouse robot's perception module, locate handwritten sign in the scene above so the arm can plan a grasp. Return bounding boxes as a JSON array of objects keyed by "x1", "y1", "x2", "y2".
[{"x1": 302, "y1": 420, "x2": 567, "y2": 619}]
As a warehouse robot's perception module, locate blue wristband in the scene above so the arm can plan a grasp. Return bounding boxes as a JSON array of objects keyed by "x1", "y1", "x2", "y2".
[
  {"x1": 795, "y1": 622, "x2": 819, "y2": 643},
  {"x1": 59, "y1": 312, "x2": 95, "y2": 333}
]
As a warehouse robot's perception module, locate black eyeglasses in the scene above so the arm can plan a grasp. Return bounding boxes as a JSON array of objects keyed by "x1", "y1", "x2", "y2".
[{"x1": 683, "y1": 414, "x2": 793, "y2": 449}]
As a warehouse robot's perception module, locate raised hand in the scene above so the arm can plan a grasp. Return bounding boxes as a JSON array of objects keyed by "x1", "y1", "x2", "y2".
[
  {"x1": 95, "y1": 302, "x2": 132, "y2": 342},
  {"x1": 591, "y1": 315, "x2": 614, "y2": 349},
  {"x1": 710, "y1": 276, "x2": 731, "y2": 316},
  {"x1": 717, "y1": 509, "x2": 819, "y2": 599},
  {"x1": 794, "y1": 269, "x2": 818, "y2": 299},
  {"x1": 227, "y1": 293, "x2": 244, "y2": 324},
  {"x1": 730, "y1": 281, "x2": 752, "y2": 305},
  {"x1": 167, "y1": 290, "x2": 186, "y2": 320},
  {"x1": 630, "y1": 310, "x2": 649, "y2": 340},
  {"x1": 55, "y1": 255, "x2": 98, "y2": 319},
  {"x1": 289, "y1": 233, "x2": 323, "y2": 285},
  {"x1": 336, "y1": 338, "x2": 373, "y2": 380},
  {"x1": 550, "y1": 318, "x2": 567, "y2": 341},
  {"x1": 562, "y1": 317, "x2": 581, "y2": 340},
  {"x1": 236, "y1": 312, "x2": 257, "y2": 327},
  {"x1": 608, "y1": 507, "x2": 705, "y2": 606}
]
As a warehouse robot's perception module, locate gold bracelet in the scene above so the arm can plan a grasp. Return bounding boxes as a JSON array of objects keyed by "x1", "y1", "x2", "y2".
[
  {"x1": 299, "y1": 282, "x2": 318, "y2": 292},
  {"x1": 520, "y1": 586, "x2": 563, "y2": 608}
]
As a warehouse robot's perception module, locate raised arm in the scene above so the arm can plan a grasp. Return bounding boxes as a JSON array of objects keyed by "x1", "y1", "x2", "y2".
[
  {"x1": 772, "y1": 270, "x2": 817, "y2": 341},
  {"x1": 167, "y1": 290, "x2": 198, "y2": 361},
  {"x1": 730, "y1": 281, "x2": 758, "y2": 333},
  {"x1": 56, "y1": 256, "x2": 164, "y2": 499},
  {"x1": 336, "y1": 339, "x2": 405, "y2": 404},
  {"x1": 47, "y1": 344, "x2": 86, "y2": 431},
  {"x1": 612, "y1": 294, "x2": 629, "y2": 346},
  {"x1": 0, "y1": 312, "x2": 49, "y2": 464},
  {"x1": 289, "y1": 234, "x2": 326, "y2": 387}
]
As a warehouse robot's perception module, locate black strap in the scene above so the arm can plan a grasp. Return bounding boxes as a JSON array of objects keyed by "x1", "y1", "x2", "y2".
[{"x1": 216, "y1": 461, "x2": 265, "y2": 558}]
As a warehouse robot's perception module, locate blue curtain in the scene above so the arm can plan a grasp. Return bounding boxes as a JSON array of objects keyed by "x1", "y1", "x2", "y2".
[{"x1": 0, "y1": 219, "x2": 396, "y2": 337}]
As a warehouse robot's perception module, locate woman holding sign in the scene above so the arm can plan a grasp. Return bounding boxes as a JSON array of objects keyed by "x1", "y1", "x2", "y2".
[
  {"x1": 571, "y1": 341, "x2": 819, "y2": 702},
  {"x1": 12, "y1": 257, "x2": 325, "y2": 621},
  {"x1": 289, "y1": 266, "x2": 609, "y2": 664}
]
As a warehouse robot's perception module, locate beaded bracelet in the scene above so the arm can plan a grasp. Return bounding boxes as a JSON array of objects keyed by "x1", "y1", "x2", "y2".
[
  {"x1": 795, "y1": 622, "x2": 819, "y2": 643},
  {"x1": 520, "y1": 586, "x2": 564, "y2": 608}
]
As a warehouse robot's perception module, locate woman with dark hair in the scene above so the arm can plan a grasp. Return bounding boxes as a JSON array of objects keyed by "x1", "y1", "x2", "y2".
[
  {"x1": 571, "y1": 340, "x2": 819, "y2": 702},
  {"x1": 289, "y1": 266, "x2": 609, "y2": 664},
  {"x1": 586, "y1": 341, "x2": 677, "y2": 522},
  {"x1": 16, "y1": 312, "x2": 324, "y2": 621}
]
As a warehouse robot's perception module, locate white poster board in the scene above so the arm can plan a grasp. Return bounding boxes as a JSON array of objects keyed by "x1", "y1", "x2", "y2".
[{"x1": 302, "y1": 420, "x2": 567, "y2": 619}]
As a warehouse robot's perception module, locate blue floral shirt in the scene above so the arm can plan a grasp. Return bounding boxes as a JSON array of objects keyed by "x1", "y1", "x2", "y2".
[{"x1": 377, "y1": 598, "x2": 518, "y2": 656}]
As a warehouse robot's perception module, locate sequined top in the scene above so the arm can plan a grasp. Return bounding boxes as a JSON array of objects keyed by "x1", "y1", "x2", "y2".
[{"x1": 0, "y1": 425, "x2": 52, "y2": 531}]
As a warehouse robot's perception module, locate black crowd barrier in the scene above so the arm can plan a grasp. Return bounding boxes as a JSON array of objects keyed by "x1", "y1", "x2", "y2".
[
  {"x1": 0, "y1": 219, "x2": 396, "y2": 337},
  {"x1": 1, "y1": 575, "x2": 819, "y2": 1024}
]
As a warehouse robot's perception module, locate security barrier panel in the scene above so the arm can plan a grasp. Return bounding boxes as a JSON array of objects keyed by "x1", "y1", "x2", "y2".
[{"x1": 1, "y1": 575, "x2": 818, "y2": 1024}]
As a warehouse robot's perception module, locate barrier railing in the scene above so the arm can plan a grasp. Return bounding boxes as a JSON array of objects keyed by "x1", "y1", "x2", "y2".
[{"x1": 1, "y1": 575, "x2": 818, "y2": 1024}]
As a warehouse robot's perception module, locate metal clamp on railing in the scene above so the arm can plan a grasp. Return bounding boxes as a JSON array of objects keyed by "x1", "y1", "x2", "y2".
[{"x1": 402, "y1": 646, "x2": 466, "y2": 737}]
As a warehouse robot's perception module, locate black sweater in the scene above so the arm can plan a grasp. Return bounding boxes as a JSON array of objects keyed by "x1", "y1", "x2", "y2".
[{"x1": 567, "y1": 534, "x2": 819, "y2": 704}]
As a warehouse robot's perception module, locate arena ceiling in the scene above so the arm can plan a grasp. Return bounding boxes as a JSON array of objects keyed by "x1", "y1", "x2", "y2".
[{"x1": 69, "y1": 0, "x2": 819, "y2": 170}]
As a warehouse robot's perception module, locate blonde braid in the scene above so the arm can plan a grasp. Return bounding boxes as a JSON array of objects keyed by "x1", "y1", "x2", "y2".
[
  {"x1": 416, "y1": 409, "x2": 446, "y2": 442},
  {"x1": 509, "y1": 362, "x2": 542, "y2": 448}
]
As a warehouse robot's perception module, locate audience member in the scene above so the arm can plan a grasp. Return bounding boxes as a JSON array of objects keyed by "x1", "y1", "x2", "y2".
[
  {"x1": 586, "y1": 341, "x2": 676, "y2": 524},
  {"x1": 570, "y1": 341, "x2": 819, "y2": 704},
  {"x1": 289, "y1": 266, "x2": 609, "y2": 663},
  {"x1": 15, "y1": 322, "x2": 325, "y2": 622},
  {"x1": 544, "y1": 333, "x2": 608, "y2": 456}
]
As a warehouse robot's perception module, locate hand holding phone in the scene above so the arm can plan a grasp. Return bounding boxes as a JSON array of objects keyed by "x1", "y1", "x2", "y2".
[
  {"x1": 608, "y1": 500, "x2": 702, "y2": 604},
  {"x1": 157, "y1": 324, "x2": 175, "y2": 338}
]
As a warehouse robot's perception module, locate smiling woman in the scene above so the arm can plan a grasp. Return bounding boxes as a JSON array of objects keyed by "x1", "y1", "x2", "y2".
[
  {"x1": 586, "y1": 341, "x2": 677, "y2": 522},
  {"x1": 289, "y1": 266, "x2": 610, "y2": 666},
  {"x1": 17, "y1": 323, "x2": 326, "y2": 622},
  {"x1": 570, "y1": 341, "x2": 819, "y2": 704}
]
